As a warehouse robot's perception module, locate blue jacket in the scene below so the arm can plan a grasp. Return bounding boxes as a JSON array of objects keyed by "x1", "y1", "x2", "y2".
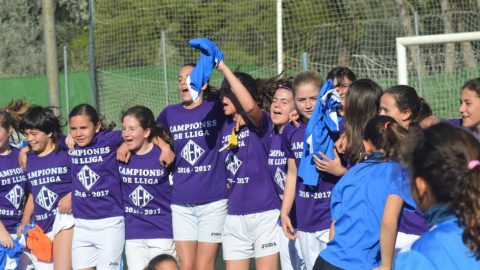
[{"x1": 395, "y1": 205, "x2": 480, "y2": 269}]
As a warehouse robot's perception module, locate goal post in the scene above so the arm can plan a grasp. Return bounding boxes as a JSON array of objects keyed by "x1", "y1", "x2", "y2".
[{"x1": 397, "y1": 31, "x2": 480, "y2": 85}]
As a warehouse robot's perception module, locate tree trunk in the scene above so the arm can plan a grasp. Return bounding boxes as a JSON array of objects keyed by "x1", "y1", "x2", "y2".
[
  {"x1": 332, "y1": 0, "x2": 352, "y2": 67},
  {"x1": 441, "y1": 0, "x2": 455, "y2": 73},
  {"x1": 458, "y1": 16, "x2": 477, "y2": 68},
  {"x1": 393, "y1": 0, "x2": 427, "y2": 77}
]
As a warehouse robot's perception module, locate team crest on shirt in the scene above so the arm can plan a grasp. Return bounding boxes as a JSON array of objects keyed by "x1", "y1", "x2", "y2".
[
  {"x1": 274, "y1": 167, "x2": 286, "y2": 190},
  {"x1": 5, "y1": 184, "x2": 24, "y2": 209},
  {"x1": 129, "y1": 185, "x2": 153, "y2": 208},
  {"x1": 225, "y1": 152, "x2": 242, "y2": 175},
  {"x1": 77, "y1": 165, "x2": 100, "y2": 191},
  {"x1": 36, "y1": 186, "x2": 58, "y2": 211},
  {"x1": 181, "y1": 140, "x2": 205, "y2": 166}
]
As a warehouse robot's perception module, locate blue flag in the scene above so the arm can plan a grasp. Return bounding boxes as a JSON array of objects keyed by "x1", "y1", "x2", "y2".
[
  {"x1": 187, "y1": 38, "x2": 225, "y2": 102},
  {"x1": 297, "y1": 79, "x2": 341, "y2": 186}
]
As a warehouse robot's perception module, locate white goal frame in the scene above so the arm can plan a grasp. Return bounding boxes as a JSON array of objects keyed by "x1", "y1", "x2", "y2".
[{"x1": 396, "y1": 31, "x2": 480, "y2": 85}]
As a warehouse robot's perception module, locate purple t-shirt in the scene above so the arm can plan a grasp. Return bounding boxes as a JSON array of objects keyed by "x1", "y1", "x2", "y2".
[
  {"x1": 156, "y1": 100, "x2": 228, "y2": 205},
  {"x1": 66, "y1": 130, "x2": 124, "y2": 219},
  {"x1": 26, "y1": 149, "x2": 72, "y2": 233},
  {"x1": 282, "y1": 121, "x2": 338, "y2": 232},
  {"x1": 119, "y1": 146, "x2": 173, "y2": 240},
  {"x1": 269, "y1": 126, "x2": 298, "y2": 228},
  {"x1": 268, "y1": 128, "x2": 287, "y2": 199},
  {"x1": 220, "y1": 112, "x2": 281, "y2": 215},
  {"x1": 0, "y1": 148, "x2": 27, "y2": 233},
  {"x1": 399, "y1": 207, "x2": 428, "y2": 235}
]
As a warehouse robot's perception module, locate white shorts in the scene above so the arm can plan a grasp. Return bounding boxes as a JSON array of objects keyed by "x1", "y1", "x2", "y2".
[
  {"x1": 72, "y1": 216, "x2": 125, "y2": 270},
  {"x1": 125, "y1": 238, "x2": 176, "y2": 270},
  {"x1": 394, "y1": 232, "x2": 420, "y2": 259},
  {"x1": 48, "y1": 211, "x2": 75, "y2": 241},
  {"x1": 171, "y1": 199, "x2": 227, "y2": 243},
  {"x1": 222, "y1": 209, "x2": 280, "y2": 260},
  {"x1": 10, "y1": 212, "x2": 74, "y2": 270},
  {"x1": 278, "y1": 226, "x2": 306, "y2": 270},
  {"x1": 297, "y1": 229, "x2": 330, "y2": 270}
]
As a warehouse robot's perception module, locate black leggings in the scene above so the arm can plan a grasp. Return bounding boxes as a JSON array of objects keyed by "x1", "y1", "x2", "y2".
[{"x1": 312, "y1": 256, "x2": 344, "y2": 270}]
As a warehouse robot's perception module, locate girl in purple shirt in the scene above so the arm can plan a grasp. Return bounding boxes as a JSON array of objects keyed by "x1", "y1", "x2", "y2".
[
  {"x1": 120, "y1": 106, "x2": 175, "y2": 270},
  {"x1": 379, "y1": 85, "x2": 431, "y2": 253},
  {"x1": 281, "y1": 70, "x2": 337, "y2": 270},
  {"x1": 17, "y1": 106, "x2": 73, "y2": 269},
  {"x1": 217, "y1": 58, "x2": 281, "y2": 269},
  {"x1": 0, "y1": 104, "x2": 30, "y2": 269},
  {"x1": 268, "y1": 84, "x2": 306, "y2": 270},
  {"x1": 66, "y1": 104, "x2": 173, "y2": 270},
  {"x1": 156, "y1": 62, "x2": 228, "y2": 270}
]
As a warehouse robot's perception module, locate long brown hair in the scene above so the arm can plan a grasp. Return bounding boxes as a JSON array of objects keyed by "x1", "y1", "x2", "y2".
[
  {"x1": 403, "y1": 123, "x2": 480, "y2": 259},
  {"x1": 344, "y1": 79, "x2": 383, "y2": 163}
]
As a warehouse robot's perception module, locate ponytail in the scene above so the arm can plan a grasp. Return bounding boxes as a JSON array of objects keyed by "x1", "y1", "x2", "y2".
[
  {"x1": 403, "y1": 123, "x2": 480, "y2": 259},
  {"x1": 384, "y1": 85, "x2": 432, "y2": 129},
  {"x1": 363, "y1": 115, "x2": 408, "y2": 161},
  {"x1": 1, "y1": 98, "x2": 30, "y2": 144}
]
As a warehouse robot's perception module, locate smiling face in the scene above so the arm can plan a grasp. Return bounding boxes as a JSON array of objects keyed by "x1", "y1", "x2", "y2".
[
  {"x1": 122, "y1": 115, "x2": 151, "y2": 154},
  {"x1": 25, "y1": 128, "x2": 53, "y2": 156},
  {"x1": 379, "y1": 93, "x2": 410, "y2": 129},
  {"x1": 294, "y1": 82, "x2": 319, "y2": 122},
  {"x1": 178, "y1": 65, "x2": 194, "y2": 103},
  {"x1": 270, "y1": 88, "x2": 295, "y2": 128},
  {"x1": 459, "y1": 88, "x2": 480, "y2": 130},
  {"x1": 334, "y1": 76, "x2": 353, "y2": 108},
  {"x1": 69, "y1": 115, "x2": 101, "y2": 147}
]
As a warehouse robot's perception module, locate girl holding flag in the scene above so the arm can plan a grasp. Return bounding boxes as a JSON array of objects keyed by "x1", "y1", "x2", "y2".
[{"x1": 281, "y1": 71, "x2": 341, "y2": 270}]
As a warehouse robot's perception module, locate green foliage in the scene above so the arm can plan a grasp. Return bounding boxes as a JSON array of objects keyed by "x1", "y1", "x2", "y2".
[{"x1": 0, "y1": 0, "x2": 89, "y2": 78}]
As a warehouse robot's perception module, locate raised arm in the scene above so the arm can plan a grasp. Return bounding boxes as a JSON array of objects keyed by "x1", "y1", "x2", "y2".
[{"x1": 217, "y1": 60, "x2": 263, "y2": 129}]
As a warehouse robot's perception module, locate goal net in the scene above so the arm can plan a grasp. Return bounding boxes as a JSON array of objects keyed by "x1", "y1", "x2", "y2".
[{"x1": 92, "y1": 0, "x2": 480, "y2": 123}]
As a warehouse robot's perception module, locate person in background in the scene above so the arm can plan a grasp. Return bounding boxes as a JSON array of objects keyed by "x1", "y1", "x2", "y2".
[{"x1": 395, "y1": 123, "x2": 480, "y2": 269}]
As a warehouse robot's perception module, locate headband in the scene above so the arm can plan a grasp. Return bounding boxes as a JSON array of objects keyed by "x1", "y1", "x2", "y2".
[{"x1": 277, "y1": 85, "x2": 292, "y2": 92}]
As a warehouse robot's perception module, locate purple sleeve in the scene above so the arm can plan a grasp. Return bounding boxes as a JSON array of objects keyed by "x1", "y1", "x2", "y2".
[
  {"x1": 338, "y1": 119, "x2": 345, "y2": 134},
  {"x1": 156, "y1": 108, "x2": 168, "y2": 128},
  {"x1": 249, "y1": 111, "x2": 271, "y2": 137},
  {"x1": 101, "y1": 130, "x2": 124, "y2": 148},
  {"x1": 447, "y1": 118, "x2": 462, "y2": 127},
  {"x1": 59, "y1": 135, "x2": 67, "y2": 148},
  {"x1": 281, "y1": 126, "x2": 295, "y2": 159}
]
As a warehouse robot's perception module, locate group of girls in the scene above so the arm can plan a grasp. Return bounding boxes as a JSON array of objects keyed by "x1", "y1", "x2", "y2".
[
  {"x1": 0, "y1": 37, "x2": 480, "y2": 270},
  {"x1": 0, "y1": 100, "x2": 175, "y2": 270}
]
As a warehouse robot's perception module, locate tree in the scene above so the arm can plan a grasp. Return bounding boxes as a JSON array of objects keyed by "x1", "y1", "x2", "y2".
[{"x1": 0, "y1": 0, "x2": 88, "y2": 78}]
